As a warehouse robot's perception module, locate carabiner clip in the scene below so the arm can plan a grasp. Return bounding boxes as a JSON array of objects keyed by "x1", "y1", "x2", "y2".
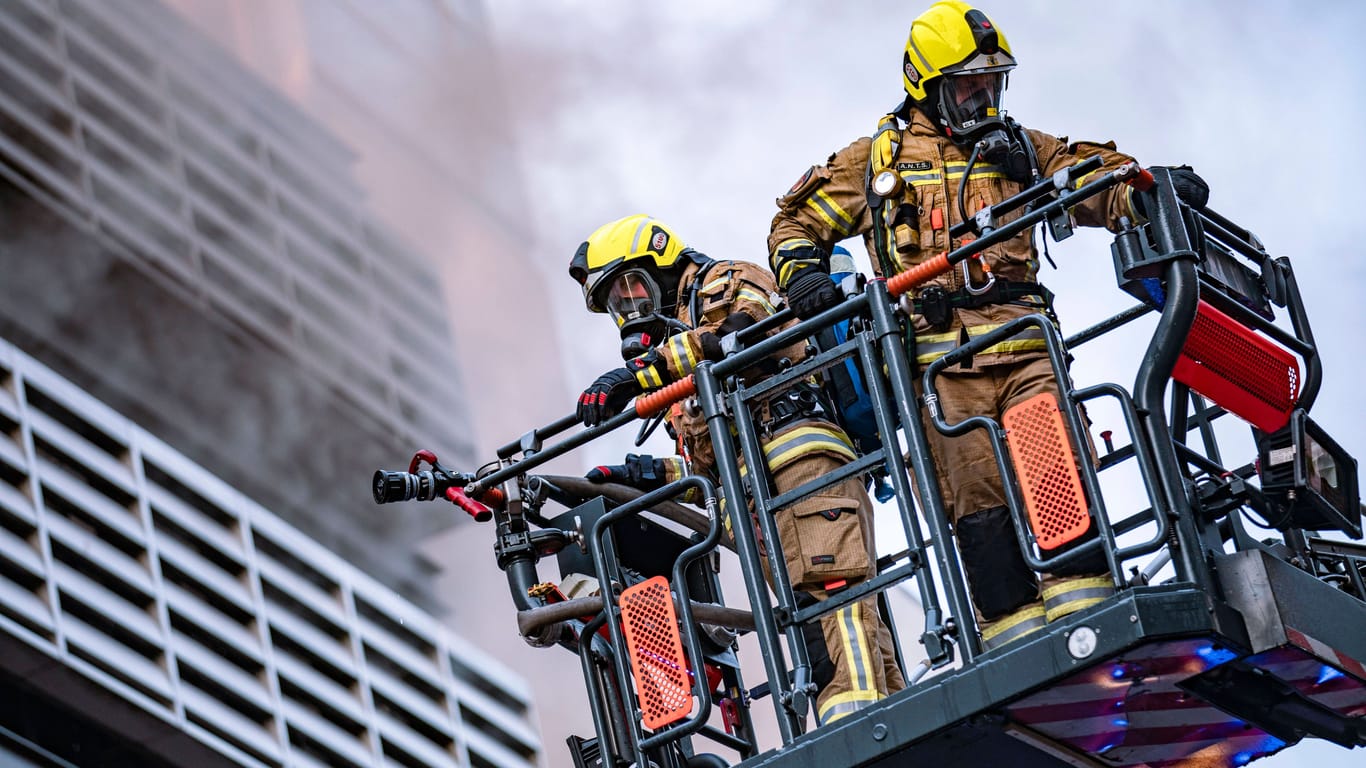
[{"x1": 962, "y1": 253, "x2": 996, "y2": 296}]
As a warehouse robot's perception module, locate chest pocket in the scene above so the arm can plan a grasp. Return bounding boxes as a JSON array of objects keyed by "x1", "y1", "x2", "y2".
[{"x1": 696, "y1": 268, "x2": 738, "y2": 326}]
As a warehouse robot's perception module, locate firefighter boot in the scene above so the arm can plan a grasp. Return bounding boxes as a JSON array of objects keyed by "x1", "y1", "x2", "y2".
[{"x1": 957, "y1": 506, "x2": 1046, "y2": 651}]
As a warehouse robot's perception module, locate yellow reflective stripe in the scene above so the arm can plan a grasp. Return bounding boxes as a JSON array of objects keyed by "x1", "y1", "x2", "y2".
[
  {"x1": 667, "y1": 334, "x2": 698, "y2": 377},
  {"x1": 634, "y1": 364, "x2": 665, "y2": 390},
  {"x1": 981, "y1": 604, "x2": 1046, "y2": 649},
  {"x1": 807, "y1": 189, "x2": 854, "y2": 236},
  {"x1": 945, "y1": 162, "x2": 1007, "y2": 180},
  {"x1": 1042, "y1": 576, "x2": 1114, "y2": 622},
  {"x1": 818, "y1": 691, "x2": 882, "y2": 724},
  {"x1": 777, "y1": 259, "x2": 819, "y2": 287},
  {"x1": 762, "y1": 425, "x2": 857, "y2": 469},
  {"x1": 775, "y1": 238, "x2": 815, "y2": 254},
  {"x1": 736, "y1": 288, "x2": 777, "y2": 316},
  {"x1": 915, "y1": 329, "x2": 959, "y2": 345},
  {"x1": 902, "y1": 170, "x2": 942, "y2": 187},
  {"x1": 913, "y1": 324, "x2": 1047, "y2": 364},
  {"x1": 840, "y1": 602, "x2": 875, "y2": 693}
]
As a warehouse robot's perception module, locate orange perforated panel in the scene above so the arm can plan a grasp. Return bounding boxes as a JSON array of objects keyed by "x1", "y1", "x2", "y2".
[
  {"x1": 619, "y1": 576, "x2": 693, "y2": 730},
  {"x1": 1003, "y1": 392, "x2": 1091, "y2": 550},
  {"x1": 1173, "y1": 300, "x2": 1299, "y2": 433}
]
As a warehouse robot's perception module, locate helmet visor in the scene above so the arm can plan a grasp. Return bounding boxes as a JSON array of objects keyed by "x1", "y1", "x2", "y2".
[
  {"x1": 604, "y1": 269, "x2": 662, "y2": 328},
  {"x1": 939, "y1": 71, "x2": 1007, "y2": 136}
]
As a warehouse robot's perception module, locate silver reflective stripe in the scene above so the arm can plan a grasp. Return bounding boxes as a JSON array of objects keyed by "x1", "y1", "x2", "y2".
[
  {"x1": 808, "y1": 191, "x2": 853, "y2": 236},
  {"x1": 840, "y1": 604, "x2": 870, "y2": 693},
  {"x1": 818, "y1": 697, "x2": 876, "y2": 725}
]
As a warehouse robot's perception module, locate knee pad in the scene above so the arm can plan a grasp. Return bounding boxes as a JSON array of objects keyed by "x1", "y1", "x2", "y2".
[
  {"x1": 1041, "y1": 523, "x2": 1110, "y2": 577},
  {"x1": 957, "y1": 506, "x2": 1039, "y2": 620}
]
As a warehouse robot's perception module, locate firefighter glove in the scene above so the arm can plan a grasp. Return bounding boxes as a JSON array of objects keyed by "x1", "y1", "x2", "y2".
[
  {"x1": 785, "y1": 269, "x2": 841, "y2": 320},
  {"x1": 585, "y1": 453, "x2": 666, "y2": 490},
  {"x1": 1169, "y1": 166, "x2": 1209, "y2": 209},
  {"x1": 577, "y1": 367, "x2": 641, "y2": 427},
  {"x1": 1134, "y1": 165, "x2": 1209, "y2": 217}
]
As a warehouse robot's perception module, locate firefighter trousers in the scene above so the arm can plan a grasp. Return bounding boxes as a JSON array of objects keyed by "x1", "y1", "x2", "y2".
[
  {"x1": 920, "y1": 357, "x2": 1112, "y2": 649},
  {"x1": 765, "y1": 450, "x2": 906, "y2": 724}
]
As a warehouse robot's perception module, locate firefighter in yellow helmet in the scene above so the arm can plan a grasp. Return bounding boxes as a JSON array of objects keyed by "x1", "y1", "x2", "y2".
[
  {"x1": 768, "y1": 2, "x2": 1208, "y2": 650},
  {"x1": 570, "y1": 214, "x2": 905, "y2": 725}
]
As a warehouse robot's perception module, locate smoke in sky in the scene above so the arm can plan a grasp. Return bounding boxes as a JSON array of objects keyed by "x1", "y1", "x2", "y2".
[{"x1": 479, "y1": 3, "x2": 1366, "y2": 767}]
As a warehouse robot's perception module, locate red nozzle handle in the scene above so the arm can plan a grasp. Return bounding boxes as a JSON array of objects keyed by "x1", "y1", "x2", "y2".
[
  {"x1": 445, "y1": 487, "x2": 492, "y2": 522},
  {"x1": 409, "y1": 449, "x2": 439, "y2": 474},
  {"x1": 635, "y1": 376, "x2": 698, "y2": 418}
]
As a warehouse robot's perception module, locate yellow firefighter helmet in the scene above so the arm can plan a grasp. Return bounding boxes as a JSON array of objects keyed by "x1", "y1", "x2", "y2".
[
  {"x1": 568, "y1": 215, "x2": 692, "y2": 323},
  {"x1": 902, "y1": 2, "x2": 1017, "y2": 139}
]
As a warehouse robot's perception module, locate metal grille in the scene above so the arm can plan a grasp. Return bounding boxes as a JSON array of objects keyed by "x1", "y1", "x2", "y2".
[
  {"x1": 1003, "y1": 392, "x2": 1090, "y2": 551},
  {"x1": 0, "y1": 337, "x2": 539, "y2": 768},
  {"x1": 618, "y1": 576, "x2": 692, "y2": 731},
  {"x1": 0, "y1": 0, "x2": 468, "y2": 460},
  {"x1": 1173, "y1": 299, "x2": 1300, "y2": 433}
]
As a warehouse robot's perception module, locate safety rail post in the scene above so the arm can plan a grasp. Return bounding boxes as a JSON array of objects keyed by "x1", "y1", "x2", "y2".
[
  {"x1": 726, "y1": 385, "x2": 817, "y2": 716},
  {"x1": 853, "y1": 326, "x2": 951, "y2": 670},
  {"x1": 577, "y1": 611, "x2": 632, "y2": 768},
  {"x1": 693, "y1": 361, "x2": 804, "y2": 742},
  {"x1": 864, "y1": 279, "x2": 979, "y2": 662},
  {"x1": 586, "y1": 475, "x2": 728, "y2": 762},
  {"x1": 1130, "y1": 166, "x2": 1215, "y2": 596}
]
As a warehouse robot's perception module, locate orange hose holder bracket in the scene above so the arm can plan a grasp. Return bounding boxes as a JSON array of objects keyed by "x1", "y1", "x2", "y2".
[
  {"x1": 1003, "y1": 392, "x2": 1092, "y2": 550},
  {"x1": 619, "y1": 576, "x2": 693, "y2": 730}
]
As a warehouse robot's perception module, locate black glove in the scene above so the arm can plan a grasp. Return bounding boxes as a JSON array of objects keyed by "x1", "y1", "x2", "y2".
[
  {"x1": 1133, "y1": 165, "x2": 1209, "y2": 217},
  {"x1": 585, "y1": 453, "x2": 666, "y2": 490},
  {"x1": 785, "y1": 269, "x2": 841, "y2": 320},
  {"x1": 577, "y1": 367, "x2": 642, "y2": 427},
  {"x1": 1169, "y1": 166, "x2": 1209, "y2": 209}
]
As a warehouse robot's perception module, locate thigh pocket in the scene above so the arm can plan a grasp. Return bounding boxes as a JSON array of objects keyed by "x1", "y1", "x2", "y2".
[{"x1": 775, "y1": 491, "x2": 871, "y2": 589}]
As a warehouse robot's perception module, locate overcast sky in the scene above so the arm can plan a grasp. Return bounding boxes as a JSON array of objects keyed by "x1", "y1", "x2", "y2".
[{"x1": 478, "y1": 3, "x2": 1365, "y2": 766}]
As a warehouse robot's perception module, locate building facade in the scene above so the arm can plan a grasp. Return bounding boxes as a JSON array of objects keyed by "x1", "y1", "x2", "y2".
[{"x1": 0, "y1": 337, "x2": 540, "y2": 767}]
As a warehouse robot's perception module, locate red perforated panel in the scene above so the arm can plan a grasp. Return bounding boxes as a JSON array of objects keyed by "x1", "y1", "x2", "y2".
[
  {"x1": 1003, "y1": 392, "x2": 1091, "y2": 550},
  {"x1": 619, "y1": 576, "x2": 693, "y2": 730},
  {"x1": 1173, "y1": 299, "x2": 1299, "y2": 433}
]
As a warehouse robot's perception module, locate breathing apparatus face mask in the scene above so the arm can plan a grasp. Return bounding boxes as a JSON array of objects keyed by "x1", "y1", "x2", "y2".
[
  {"x1": 605, "y1": 269, "x2": 671, "y2": 361},
  {"x1": 936, "y1": 71, "x2": 1031, "y2": 182}
]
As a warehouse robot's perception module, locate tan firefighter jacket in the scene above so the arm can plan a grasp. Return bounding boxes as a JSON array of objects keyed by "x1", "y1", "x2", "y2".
[
  {"x1": 768, "y1": 108, "x2": 1139, "y2": 368},
  {"x1": 632, "y1": 259, "x2": 857, "y2": 499}
]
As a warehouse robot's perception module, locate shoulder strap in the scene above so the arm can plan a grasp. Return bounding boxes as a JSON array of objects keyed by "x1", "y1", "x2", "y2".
[{"x1": 866, "y1": 114, "x2": 904, "y2": 278}]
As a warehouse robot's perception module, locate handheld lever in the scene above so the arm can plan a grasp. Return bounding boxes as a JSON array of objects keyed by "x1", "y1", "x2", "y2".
[{"x1": 446, "y1": 487, "x2": 492, "y2": 523}]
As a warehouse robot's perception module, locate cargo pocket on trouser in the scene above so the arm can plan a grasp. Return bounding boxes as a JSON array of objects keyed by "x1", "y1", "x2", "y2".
[{"x1": 771, "y1": 460, "x2": 870, "y2": 591}]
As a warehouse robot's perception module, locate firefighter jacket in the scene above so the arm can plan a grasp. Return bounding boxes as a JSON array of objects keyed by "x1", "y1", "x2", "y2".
[
  {"x1": 768, "y1": 108, "x2": 1139, "y2": 368},
  {"x1": 631, "y1": 259, "x2": 858, "y2": 509}
]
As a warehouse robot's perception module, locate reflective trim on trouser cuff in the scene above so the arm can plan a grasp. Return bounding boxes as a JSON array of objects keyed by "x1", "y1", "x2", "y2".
[
  {"x1": 817, "y1": 689, "x2": 882, "y2": 725},
  {"x1": 1042, "y1": 576, "x2": 1115, "y2": 622},
  {"x1": 837, "y1": 602, "x2": 874, "y2": 695},
  {"x1": 980, "y1": 604, "x2": 1046, "y2": 650}
]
